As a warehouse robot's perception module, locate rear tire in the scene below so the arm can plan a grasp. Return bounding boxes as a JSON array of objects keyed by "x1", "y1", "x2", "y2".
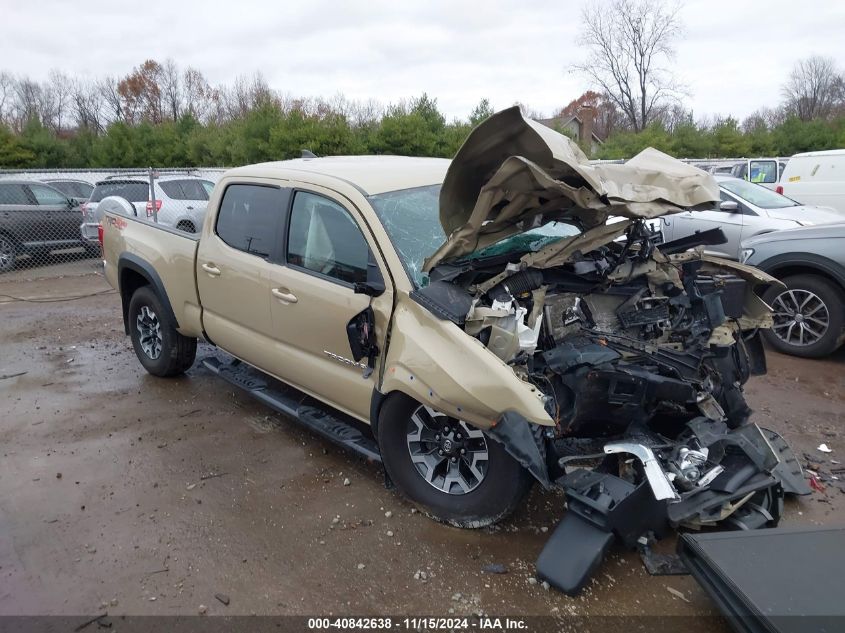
[
  {"x1": 377, "y1": 393, "x2": 533, "y2": 528},
  {"x1": 762, "y1": 275, "x2": 845, "y2": 358},
  {"x1": 176, "y1": 221, "x2": 196, "y2": 233},
  {"x1": 128, "y1": 286, "x2": 196, "y2": 376}
]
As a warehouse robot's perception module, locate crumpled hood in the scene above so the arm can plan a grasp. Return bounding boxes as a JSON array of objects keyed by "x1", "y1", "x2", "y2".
[{"x1": 424, "y1": 106, "x2": 720, "y2": 270}]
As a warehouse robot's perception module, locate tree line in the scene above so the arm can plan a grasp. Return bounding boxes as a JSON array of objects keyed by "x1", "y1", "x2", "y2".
[{"x1": 0, "y1": 60, "x2": 498, "y2": 168}]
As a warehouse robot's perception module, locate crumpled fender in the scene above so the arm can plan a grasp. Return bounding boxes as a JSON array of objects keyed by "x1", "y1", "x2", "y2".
[{"x1": 379, "y1": 296, "x2": 553, "y2": 431}]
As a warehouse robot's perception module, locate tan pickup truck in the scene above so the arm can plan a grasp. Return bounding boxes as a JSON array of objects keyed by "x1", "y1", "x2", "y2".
[{"x1": 102, "y1": 107, "x2": 809, "y2": 594}]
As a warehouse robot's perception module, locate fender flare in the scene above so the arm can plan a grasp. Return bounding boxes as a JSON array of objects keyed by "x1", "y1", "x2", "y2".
[
  {"x1": 755, "y1": 252, "x2": 845, "y2": 289},
  {"x1": 117, "y1": 253, "x2": 179, "y2": 334}
]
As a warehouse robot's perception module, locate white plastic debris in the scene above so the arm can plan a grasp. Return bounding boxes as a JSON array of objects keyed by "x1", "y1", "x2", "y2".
[
  {"x1": 818, "y1": 444, "x2": 833, "y2": 453},
  {"x1": 666, "y1": 587, "x2": 689, "y2": 602}
]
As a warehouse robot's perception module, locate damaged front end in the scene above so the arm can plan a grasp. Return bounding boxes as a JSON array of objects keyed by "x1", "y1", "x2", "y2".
[{"x1": 407, "y1": 107, "x2": 810, "y2": 594}]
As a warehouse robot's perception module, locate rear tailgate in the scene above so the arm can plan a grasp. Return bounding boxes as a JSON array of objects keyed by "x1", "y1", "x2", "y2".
[{"x1": 102, "y1": 211, "x2": 203, "y2": 337}]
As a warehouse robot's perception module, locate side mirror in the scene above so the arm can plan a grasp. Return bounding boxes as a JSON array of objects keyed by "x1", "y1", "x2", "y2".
[
  {"x1": 353, "y1": 253, "x2": 385, "y2": 297},
  {"x1": 720, "y1": 200, "x2": 739, "y2": 213},
  {"x1": 67, "y1": 198, "x2": 76, "y2": 208}
]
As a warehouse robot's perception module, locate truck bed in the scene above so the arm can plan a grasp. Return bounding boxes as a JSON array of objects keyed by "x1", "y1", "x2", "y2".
[{"x1": 102, "y1": 211, "x2": 205, "y2": 337}]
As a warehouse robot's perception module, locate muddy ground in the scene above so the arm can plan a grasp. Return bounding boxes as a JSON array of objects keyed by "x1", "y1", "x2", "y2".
[{"x1": 1, "y1": 264, "x2": 843, "y2": 624}]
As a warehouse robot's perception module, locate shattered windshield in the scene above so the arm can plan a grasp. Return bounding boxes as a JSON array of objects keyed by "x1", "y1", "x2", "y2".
[
  {"x1": 461, "y1": 221, "x2": 582, "y2": 261},
  {"x1": 368, "y1": 184, "x2": 445, "y2": 286}
]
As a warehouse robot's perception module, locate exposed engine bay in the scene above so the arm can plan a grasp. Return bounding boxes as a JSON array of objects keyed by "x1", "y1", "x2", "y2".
[{"x1": 410, "y1": 106, "x2": 811, "y2": 595}]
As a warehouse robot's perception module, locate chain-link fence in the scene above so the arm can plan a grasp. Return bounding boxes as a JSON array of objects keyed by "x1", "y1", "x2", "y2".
[{"x1": 0, "y1": 168, "x2": 225, "y2": 276}]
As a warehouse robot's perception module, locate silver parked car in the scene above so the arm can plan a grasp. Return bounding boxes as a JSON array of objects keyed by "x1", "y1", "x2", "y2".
[
  {"x1": 80, "y1": 175, "x2": 214, "y2": 243},
  {"x1": 660, "y1": 176, "x2": 845, "y2": 260},
  {"x1": 741, "y1": 223, "x2": 845, "y2": 358}
]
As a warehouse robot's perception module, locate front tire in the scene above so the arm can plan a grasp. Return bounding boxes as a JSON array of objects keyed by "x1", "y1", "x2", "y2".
[
  {"x1": 762, "y1": 275, "x2": 845, "y2": 358},
  {"x1": 128, "y1": 286, "x2": 197, "y2": 376},
  {"x1": 377, "y1": 393, "x2": 533, "y2": 528}
]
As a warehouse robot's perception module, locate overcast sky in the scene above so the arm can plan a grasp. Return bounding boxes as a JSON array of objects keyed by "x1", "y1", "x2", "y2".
[{"x1": 3, "y1": 0, "x2": 845, "y2": 122}]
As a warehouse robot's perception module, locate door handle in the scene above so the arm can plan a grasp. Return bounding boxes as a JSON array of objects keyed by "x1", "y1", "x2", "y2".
[
  {"x1": 271, "y1": 288, "x2": 298, "y2": 304},
  {"x1": 201, "y1": 263, "x2": 221, "y2": 277},
  {"x1": 186, "y1": 206, "x2": 194, "y2": 210}
]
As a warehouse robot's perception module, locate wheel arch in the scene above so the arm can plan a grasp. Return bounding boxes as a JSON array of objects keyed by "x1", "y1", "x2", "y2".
[
  {"x1": 117, "y1": 253, "x2": 179, "y2": 335},
  {"x1": 757, "y1": 253, "x2": 845, "y2": 295}
]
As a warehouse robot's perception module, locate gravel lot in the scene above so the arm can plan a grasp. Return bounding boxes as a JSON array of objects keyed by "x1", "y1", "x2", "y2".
[{"x1": 1, "y1": 266, "x2": 842, "y2": 624}]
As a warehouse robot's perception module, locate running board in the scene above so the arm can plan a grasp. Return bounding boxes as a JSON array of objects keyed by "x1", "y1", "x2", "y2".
[{"x1": 201, "y1": 356, "x2": 381, "y2": 463}]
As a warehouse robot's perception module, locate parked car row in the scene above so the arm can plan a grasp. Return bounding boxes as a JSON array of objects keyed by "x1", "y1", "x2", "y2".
[
  {"x1": 0, "y1": 171, "x2": 216, "y2": 272},
  {"x1": 662, "y1": 175, "x2": 845, "y2": 261},
  {"x1": 80, "y1": 174, "x2": 214, "y2": 244},
  {"x1": 0, "y1": 179, "x2": 99, "y2": 272},
  {"x1": 660, "y1": 173, "x2": 845, "y2": 358},
  {"x1": 692, "y1": 151, "x2": 845, "y2": 214}
]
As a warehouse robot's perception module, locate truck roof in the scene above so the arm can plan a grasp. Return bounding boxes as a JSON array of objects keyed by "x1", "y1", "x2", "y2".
[{"x1": 224, "y1": 155, "x2": 451, "y2": 196}]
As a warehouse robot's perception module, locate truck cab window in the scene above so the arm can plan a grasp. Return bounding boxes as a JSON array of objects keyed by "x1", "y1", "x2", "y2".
[
  {"x1": 287, "y1": 191, "x2": 369, "y2": 285},
  {"x1": 216, "y1": 184, "x2": 284, "y2": 258}
]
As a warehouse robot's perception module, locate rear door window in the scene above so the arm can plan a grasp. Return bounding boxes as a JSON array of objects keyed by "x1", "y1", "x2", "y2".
[
  {"x1": 158, "y1": 181, "x2": 184, "y2": 199},
  {"x1": 0, "y1": 184, "x2": 33, "y2": 205},
  {"x1": 159, "y1": 180, "x2": 210, "y2": 201},
  {"x1": 215, "y1": 184, "x2": 285, "y2": 258},
  {"x1": 27, "y1": 184, "x2": 68, "y2": 206},
  {"x1": 286, "y1": 191, "x2": 370, "y2": 285},
  {"x1": 178, "y1": 180, "x2": 209, "y2": 201}
]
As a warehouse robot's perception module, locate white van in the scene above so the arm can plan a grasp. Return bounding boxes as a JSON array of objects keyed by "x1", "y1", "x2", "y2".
[
  {"x1": 777, "y1": 149, "x2": 845, "y2": 212},
  {"x1": 730, "y1": 158, "x2": 788, "y2": 189}
]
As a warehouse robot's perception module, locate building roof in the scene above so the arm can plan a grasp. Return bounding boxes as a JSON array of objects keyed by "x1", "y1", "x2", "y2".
[{"x1": 226, "y1": 155, "x2": 451, "y2": 196}]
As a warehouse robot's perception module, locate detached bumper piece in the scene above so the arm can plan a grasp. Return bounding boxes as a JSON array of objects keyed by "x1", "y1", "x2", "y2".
[
  {"x1": 537, "y1": 468, "x2": 669, "y2": 595},
  {"x1": 537, "y1": 422, "x2": 810, "y2": 596},
  {"x1": 679, "y1": 527, "x2": 845, "y2": 633}
]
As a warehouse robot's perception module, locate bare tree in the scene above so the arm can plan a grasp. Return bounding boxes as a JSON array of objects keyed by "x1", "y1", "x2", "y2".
[
  {"x1": 741, "y1": 107, "x2": 785, "y2": 133},
  {"x1": 781, "y1": 56, "x2": 844, "y2": 121},
  {"x1": 161, "y1": 58, "x2": 182, "y2": 122},
  {"x1": 349, "y1": 98, "x2": 383, "y2": 128},
  {"x1": 572, "y1": 0, "x2": 684, "y2": 132},
  {"x1": 48, "y1": 70, "x2": 73, "y2": 131},
  {"x1": 98, "y1": 76, "x2": 123, "y2": 124},
  {"x1": 71, "y1": 79, "x2": 105, "y2": 133},
  {"x1": 0, "y1": 71, "x2": 14, "y2": 126},
  {"x1": 183, "y1": 67, "x2": 212, "y2": 121},
  {"x1": 13, "y1": 78, "x2": 57, "y2": 130}
]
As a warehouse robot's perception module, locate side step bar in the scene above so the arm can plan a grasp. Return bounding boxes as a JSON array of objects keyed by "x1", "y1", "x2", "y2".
[{"x1": 202, "y1": 356, "x2": 382, "y2": 463}]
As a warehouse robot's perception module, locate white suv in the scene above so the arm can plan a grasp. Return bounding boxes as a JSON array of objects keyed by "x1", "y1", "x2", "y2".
[
  {"x1": 81, "y1": 175, "x2": 214, "y2": 242},
  {"x1": 148, "y1": 176, "x2": 215, "y2": 233}
]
